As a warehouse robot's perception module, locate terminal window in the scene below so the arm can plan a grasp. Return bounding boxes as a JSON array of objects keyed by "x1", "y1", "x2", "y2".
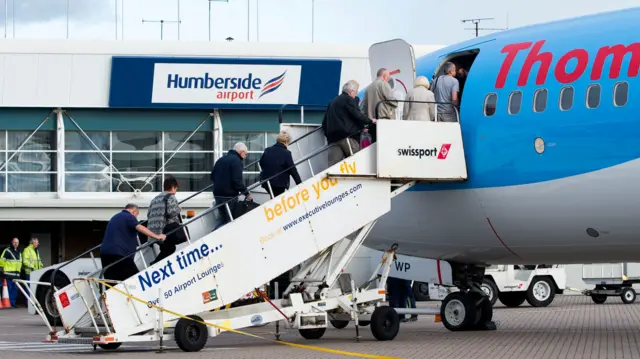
[
  {"x1": 222, "y1": 132, "x2": 279, "y2": 187},
  {"x1": 64, "y1": 131, "x2": 213, "y2": 193},
  {"x1": 0, "y1": 130, "x2": 57, "y2": 192}
]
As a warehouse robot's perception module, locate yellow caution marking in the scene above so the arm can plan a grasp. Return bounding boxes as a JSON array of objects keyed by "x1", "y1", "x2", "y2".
[{"x1": 95, "y1": 280, "x2": 404, "y2": 359}]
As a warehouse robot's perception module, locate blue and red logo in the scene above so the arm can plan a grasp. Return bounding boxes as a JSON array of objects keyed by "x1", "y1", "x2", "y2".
[
  {"x1": 165, "y1": 71, "x2": 287, "y2": 102},
  {"x1": 259, "y1": 71, "x2": 287, "y2": 98}
]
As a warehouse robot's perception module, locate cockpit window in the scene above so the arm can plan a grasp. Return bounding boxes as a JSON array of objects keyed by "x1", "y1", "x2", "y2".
[
  {"x1": 533, "y1": 89, "x2": 548, "y2": 113},
  {"x1": 484, "y1": 93, "x2": 497, "y2": 116},
  {"x1": 508, "y1": 91, "x2": 522, "y2": 115},
  {"x1": 586, "y1": 84, "x2": 601, "y2": 109}
]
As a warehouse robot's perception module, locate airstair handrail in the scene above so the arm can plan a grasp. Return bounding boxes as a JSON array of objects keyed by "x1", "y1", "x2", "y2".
[
  {"x1": 97, "y1": 126, "x2": 364, "y2": 281},
  {"x1": 58, "y1": 108, "x2": 331, "y2": 285},
  {"x1": 50, "y1": 244, "x2": 101, "y2": 290},
  {"x1": 278, "y1": 103, "x2": 328, "y2": 124},
  {"x1": 373, "y1": 99, "x2": 460, "y2": 122}
]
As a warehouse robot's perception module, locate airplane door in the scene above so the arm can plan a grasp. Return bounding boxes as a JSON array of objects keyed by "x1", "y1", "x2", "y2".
[{"x1": 368, "y1": 39, "x2": 416, "y2": 120}]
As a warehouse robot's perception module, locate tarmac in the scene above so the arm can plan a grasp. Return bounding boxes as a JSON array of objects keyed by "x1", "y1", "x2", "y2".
[{"x1": 1, "y1": 295, "x2": 640, "y2": 359}]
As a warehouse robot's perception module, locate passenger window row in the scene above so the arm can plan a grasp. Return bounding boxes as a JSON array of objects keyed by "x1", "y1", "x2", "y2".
[{"x1": 483, "y1": 81, "x2": 630, "y2": 117}]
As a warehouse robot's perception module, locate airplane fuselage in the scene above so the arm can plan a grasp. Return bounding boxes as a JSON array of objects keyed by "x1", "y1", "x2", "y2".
[{"x1": 362, "y1": 8, "x2": 640, "y2": 265}]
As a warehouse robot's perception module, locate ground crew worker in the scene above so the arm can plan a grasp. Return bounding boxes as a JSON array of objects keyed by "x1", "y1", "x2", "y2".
[
  {"x1": 0, "y1": 238, "x2": 22, "y2": 308},
  {"x1": 22, "y1": 237, "x2": 43, "y2": 296}
]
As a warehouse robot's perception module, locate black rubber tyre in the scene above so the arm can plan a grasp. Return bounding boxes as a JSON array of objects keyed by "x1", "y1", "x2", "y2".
[
  {"x1": 413, "y1": 281, "x2": 430, "y2": 301},
  {"x1": 481, "y1": 278, "x2": 499, "y2": 306},
  {"x1": 98, "y1": 343, "x2": 122, "y2": 350},
  {"x1": 36, "y1": 272, "x2": 71, "y2": 327},
  {"x1": 370, "y1": 306, "x2": 399, "y2": 341},
  {"x1": 440, "y1": 292, "x2": 477, "y2": 331},
  {"x1": 174, "y1": 315, "x2": 208, "y2": 352},
  {"x1": 621, "y1": 287, "x2": 636, "y2": 304},
  {"x1": 330, "y1": 320, "x2": 349, "y2": 329},
  {"x1": 591, "y1": 294, "x2": 607, "y2": 304},
  {"x1": 358, "y1": 320, "x2": 370, "y2": 326},
  {"x1": 498, "y1": 292, "x2": 526, "y2": 307},
  {"x1": 526, "y1": 277, "x2": 556, "y2": 307},
  {"x1": 469, "y1": 292, "x2": 493, "y2": 328},
  {"x1": 299, "y1": 328, "x2": 326, "y2": 339}
]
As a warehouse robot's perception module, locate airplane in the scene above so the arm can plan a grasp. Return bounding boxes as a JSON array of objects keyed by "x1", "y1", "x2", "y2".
[{"x1": 355, "y1": 6, "x2": 640, "y2": 329}]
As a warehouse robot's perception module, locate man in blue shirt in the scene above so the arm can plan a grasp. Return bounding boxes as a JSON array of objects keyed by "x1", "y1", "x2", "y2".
[{"x1": 100, "y1": 204, "x2": 166, "y2": 282}]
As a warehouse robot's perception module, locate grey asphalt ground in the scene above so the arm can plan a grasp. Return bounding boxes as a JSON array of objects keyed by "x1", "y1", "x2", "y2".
[{"x1": 2, "y1": 295, "x2": 640, "y2": 359}]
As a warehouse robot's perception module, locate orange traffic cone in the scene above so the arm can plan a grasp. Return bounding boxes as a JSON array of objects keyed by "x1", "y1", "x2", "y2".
[{"x1": 1, "y1": 280, "x2": 11, "y2": 308}]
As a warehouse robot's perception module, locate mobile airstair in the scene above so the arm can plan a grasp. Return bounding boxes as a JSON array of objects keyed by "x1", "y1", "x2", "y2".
[
  {"x1": 16, "y1": 116, "x2": 467, "y2": 352},
  {"x1": 15, "y1": 40, "x2": 468, "y2": 352}
]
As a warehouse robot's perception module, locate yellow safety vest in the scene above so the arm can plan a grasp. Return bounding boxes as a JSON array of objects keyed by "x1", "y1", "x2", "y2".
[
  {"x1": 0, "y1": 247, "x2": 22, "y2": 277},
  {"x1": 22, "y1": 245, "x2": 43, "y2": 275}
]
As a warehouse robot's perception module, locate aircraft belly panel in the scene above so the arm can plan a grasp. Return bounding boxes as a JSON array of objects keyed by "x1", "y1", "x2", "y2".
[
  {"x1": 365, "y1": 188, "x2": 521, "y2": 264},
  {"x1": 366, "y1": 158, "x2": 640, "y2": 264}
]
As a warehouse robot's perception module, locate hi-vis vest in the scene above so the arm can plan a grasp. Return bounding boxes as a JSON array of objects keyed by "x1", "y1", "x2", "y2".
[
  {"x1": 0, "y1": 247, "x2": 22, "y2": 276},
  {"x1": 22, "y1": 245, "x2": 43, "y2": 275}
]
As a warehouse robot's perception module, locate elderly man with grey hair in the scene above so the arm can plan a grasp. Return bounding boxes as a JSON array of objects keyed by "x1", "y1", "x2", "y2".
[
  {"x1": 430, "y1": 61, "x2": 460, "y2": 122},
  {"x1": 403, "y1": 76, "x2": 436, "y2": 122},
  {"x1": 322, "y1": 80, "x2": 376, "y2": 166},
  {"x1": 211, "y1": 142, "x2": 252, "y2": 228},
  {"x1": 259, "y1": 131, "x2": 303, "y2": 199}
]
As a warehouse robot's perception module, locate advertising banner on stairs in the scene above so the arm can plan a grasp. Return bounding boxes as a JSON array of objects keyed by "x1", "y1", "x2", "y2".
[{"x1": 105, "y1": 146, "x2": 391, "y2": 335}]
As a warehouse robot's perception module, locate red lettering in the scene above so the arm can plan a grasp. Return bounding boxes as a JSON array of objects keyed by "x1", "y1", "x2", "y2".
[
  {"x1": 591, "y1": 43, "x2": 640, "y2": 80},
  {"x1": 555, "y1": 49, "x2": 589, "y2": 84},
  {"x1": 495, "y1": 41, "x2": 640, "y2": 88},
  {"x1": 495, "y1": 42, "x2": 532, "y2": 88},
  {"x1": 518, "y1": 40, "x2": 552, "y2": 87}
]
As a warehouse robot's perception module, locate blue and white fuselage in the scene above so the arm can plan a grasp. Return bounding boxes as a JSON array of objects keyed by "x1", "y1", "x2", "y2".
[{"x1": 361, "y1": 8, "x2": 640, "y2": 265}]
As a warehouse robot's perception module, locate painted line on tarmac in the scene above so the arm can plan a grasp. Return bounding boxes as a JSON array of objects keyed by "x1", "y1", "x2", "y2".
[{"x1": 99, "y1": 280, "x2": 405, "y2": 359}]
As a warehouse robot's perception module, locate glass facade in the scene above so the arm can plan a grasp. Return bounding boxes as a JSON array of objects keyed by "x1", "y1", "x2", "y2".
[
  {"x1": 0, "y1": 108, "x2": 323, "y2": 194},
  {"x1": 64, "y1": 131, "x2": 214, "y2": 193},
  {"x1": 0, "y1": 130, "x2": 57, "y2": 192}
]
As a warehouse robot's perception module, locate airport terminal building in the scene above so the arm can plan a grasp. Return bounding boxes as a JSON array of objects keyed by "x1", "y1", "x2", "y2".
[{"x1": 0, "y1": 38, "x2": 440, "y2": 266}]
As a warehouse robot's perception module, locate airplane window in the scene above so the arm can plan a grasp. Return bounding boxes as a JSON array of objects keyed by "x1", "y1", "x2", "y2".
[
  {"x1": 508, "y1": 91, "x2": 522, "y2": 115},
  {"x1": 586, "y1": 84, "x2": 601, "y2": 109},
  {"x1": 614, "y1": 82, "x2": 629, "y2": 107},
  {"x1": 560, "y1": 86, "x2": 574, "y2": 111},
  {"x1": 533, "y1": 89, "x2": 548, "y2": 113},
  {"x1": 484, "y1": 93, "x2": 497, "y2": 116}
]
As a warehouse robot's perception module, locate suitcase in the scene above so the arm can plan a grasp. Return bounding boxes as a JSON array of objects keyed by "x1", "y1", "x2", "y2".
[{"x1": 232, "y1": 199, "x2": 261, "y2": 219}]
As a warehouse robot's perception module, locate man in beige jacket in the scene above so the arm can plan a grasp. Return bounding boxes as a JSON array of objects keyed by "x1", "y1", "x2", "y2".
[{"x1": 362, "y1": 68, "x2": 398, "y2": 142}]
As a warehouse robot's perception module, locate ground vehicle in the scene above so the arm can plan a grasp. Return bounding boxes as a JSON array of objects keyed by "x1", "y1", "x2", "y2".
[
  {"x1": 582, "y1": 263, "x2": 640, "y2": 304},
  {"x1": 481, "y1": 265, "x2": 566, "y2": 307}
]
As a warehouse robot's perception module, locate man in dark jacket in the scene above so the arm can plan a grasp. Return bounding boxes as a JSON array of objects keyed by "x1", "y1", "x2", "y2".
[
  {"x1": 211, "y1": 142, "x2": 252, "y2": 228},
  {"x1": 323, "y1": 80, "x2": 377, "y2": 166},
  {"x1": 259, "y1": 131, "x2": 303, "y2": 198}
]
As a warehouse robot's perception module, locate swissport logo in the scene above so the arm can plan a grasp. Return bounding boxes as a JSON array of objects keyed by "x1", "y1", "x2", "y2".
[
  {"x1": 397, "y1": 144, "x2": 451, "y2": 160},
  {"x1": 259, "y1": 71, "x2": 286, "y2": 98}
]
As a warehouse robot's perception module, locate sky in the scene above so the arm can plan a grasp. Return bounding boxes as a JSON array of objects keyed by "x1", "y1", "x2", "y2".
[{"x1": 0, "y1": 0, "x2": 639, "y2": 45}]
